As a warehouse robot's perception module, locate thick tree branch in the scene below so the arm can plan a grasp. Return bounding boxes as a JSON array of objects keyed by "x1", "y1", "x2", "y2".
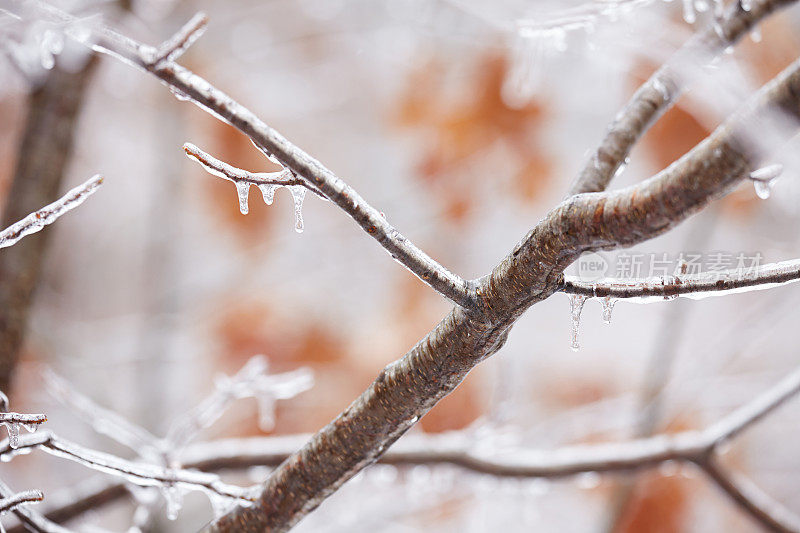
[
  {"x1": 567, "y1": 0, "x2": 797, "y2": 195},
  {"x1": 562, "y1": 258, "x2": 800, "y2": 299}
]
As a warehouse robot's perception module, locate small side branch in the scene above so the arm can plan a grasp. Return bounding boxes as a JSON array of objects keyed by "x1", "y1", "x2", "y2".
[
  {"x1": 0, "y1": 489, "x2": 43, "y2": 514},
  {"x1": 151, "y1": 12, "x2": 208, "y2": 65},
  {"x1": 0, "y1": 175, "x2": 103, "y2": 250},
  {"x1": 0, "y1": 432, "x2": 255, "y2": 504},
  {"x1": 562, "y1": 258, "x2": 800, "y2": 299}
]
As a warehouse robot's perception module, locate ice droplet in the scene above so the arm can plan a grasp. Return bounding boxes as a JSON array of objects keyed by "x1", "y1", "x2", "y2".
[
  {"x1": 750, "y1": 164, "x2": 783, "y2": 200},
  {"x1": 169, "y1": 86, "x2": 191, "y2": 102},
  {"x1": 258, "y1": 184, "x2": 277, "y2": 206},
  {"x1": 750, "y1": 26, "x2": 762, "y2": 43},
  {"x1": 601, "y1": 297, "x2": 616, "y2": 324},
  {"x1": 235, "y1": 182, "x2": 250, "y2": 214},
  {"x1": 568, "y1": 294, "x2": 587, "y2": 351},
  {"x1": 287, "y1": 185, "x2": 306, "y2": 233},
  {"x1": 577, "y1": 471, "x2": 601, "y2": 489},
  {"x1": 740, "y1": 0, "x2": 752, "y2": 12}
]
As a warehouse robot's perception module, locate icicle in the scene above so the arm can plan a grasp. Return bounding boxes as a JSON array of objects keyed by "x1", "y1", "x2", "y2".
[
  {"x1": 613, "y1": 157, "x2": 629, "y2": 178},
  {"x1": 601, "y1": 297, "x2": 616, "y2": 324},
  {"x1": 235, "y1": 182, "x2": 250, "y2": 214},
  {"x1": 258, "y1": 184, "x2": 277, "y2": 206},
  {"x1": 750, "y1": 164, "x2": 782, "y2": 200},
  {"x1": 682, "y1": 0, "x2": 696, "y2": 24},
  {"x1": 568, "y1": 294, "x2": 587, "y2": 351},
  {"x1": 161, "y1": 484, "x2": 184, "y2": 520},
  {"x1": 287, "y1": 185, "x2": 306, "y2": 233},
  {"x1": 750, "y1": 26, "x2": 762, "y2": 43},
  {"x1": 3, "y1": 422, "x2": 20, "y2": 449},
  {"x1": 740, "y1": 0, "x2": 752, "y2": 11}
]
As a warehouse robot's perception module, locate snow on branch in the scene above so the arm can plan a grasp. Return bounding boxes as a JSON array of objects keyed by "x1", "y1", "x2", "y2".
[
  {"x1": 12, "y1": 0, "x2": 474, "y2": 306},
  {"x1": 562, "y1": 258, "x2": 800, "y2": 300},
  {"x1": 0, "y1": 175, "x2": 102, "y2": 250},
  {"x1": 183, "y1": 143, "x2": 325, "y2": 232}
]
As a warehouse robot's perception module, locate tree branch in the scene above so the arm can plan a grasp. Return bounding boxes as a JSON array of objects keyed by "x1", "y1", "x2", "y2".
[
  {"x1": 562, "y1": 258, "x2": 800, "y2": 299},
  {"x1": 0, "y1": 175, "x2": 102, "y2": 250},
  {"x1": 0, "y1": 479, "x2": 65, "y2": 533},
  {"x1": 567, "y1": 0, "x2": 797, "y2": 195},
  {"x1": 13, "y1": 2, "x2": 800, "y2": 530},
  {"x1": 16, "y1": 0, "x2": 473, "y2": 306},
  {"x1": 22, "y1": 364, "x2": 800, "y2": 531},
  {"x1": 0, "y1": 489, "x2": 43, "y2": 514}
]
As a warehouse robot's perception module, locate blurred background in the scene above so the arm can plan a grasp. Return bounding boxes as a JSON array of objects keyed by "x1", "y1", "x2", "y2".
[{"x1": 3, "y1": 0, "x2": 800, "y2": 531}]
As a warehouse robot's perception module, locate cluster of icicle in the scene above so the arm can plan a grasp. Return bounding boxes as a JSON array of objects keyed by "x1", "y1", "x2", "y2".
[{"x1": 42, "y1": 355, "x2": 313, "y2": 521}]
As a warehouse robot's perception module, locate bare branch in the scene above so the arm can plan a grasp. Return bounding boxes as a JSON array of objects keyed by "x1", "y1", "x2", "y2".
[
  {"x1": 562, "y1": 258, "x2": 800, "y2": 299},
  {"x1": 0, "y1": 174, "x2": 102, "y2": 250},
  {"x1": 15, "y1": 1, "x2": 474, "y2": 306},
  {"x1": 0, "y1": 489, "x2": 43, "y2": 514},
  {"x1": 151, "y1": 12, "x2": 207, "y2": 65},
  {"x1": 567, "y1": 0, "x2": 797, "y2": 195},
  {"x1": 700, "y1": 459, "x2": 800, "y2": 533},
  {"x1": 0, "y1": 479, "x2": 66, "y2": 533},
  {"x1": 183, "y1": 142, "x2": 326, "y2": 218},
  {"x1": 0, "y1": 432, "x2": 255, "y2": 505}
]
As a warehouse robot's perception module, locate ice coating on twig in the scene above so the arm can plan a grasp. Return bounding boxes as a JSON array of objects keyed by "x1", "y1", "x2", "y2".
[
  {"x1": 0, "y1": 489, "x2": 43, "y2": 514},
  {"x1": 165, "y1": 355, "x2": 313, "y2": 451},
  {"x1": 0, "y1": 391, "x2": 47, "y2": 450},
  {"x1": 183, "y1": 142, "x2": 318, "y2": 230},
  {"x1": 0, "y1": 175, "x2": 102, "y2": 249}
]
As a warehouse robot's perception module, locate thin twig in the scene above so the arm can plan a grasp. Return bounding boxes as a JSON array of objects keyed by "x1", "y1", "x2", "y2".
[
  {"x1": 567, "y1": 0, "x2": 798, "y2": 195},
  {"x1": 562, "y1": 258, "x2": 800, "y2": 299},
  {"x1": 0, "y1": 174, "x2": 102, "y2": 250},
  {"x1": 0, "y1": 489, "x2": 43, "y2": 514},
  {"x1": 183, "y1": 143, "x2": 326, "y2": 199},
  {"x1": 0, "y1": 432, "x2": 255, "y2": 504},
  {"x1": 151, "y1": 12, "x2": 207, "y2": 65},
  {"x1": 0, "y1": 479, "x2": 65, "y2": 533}
]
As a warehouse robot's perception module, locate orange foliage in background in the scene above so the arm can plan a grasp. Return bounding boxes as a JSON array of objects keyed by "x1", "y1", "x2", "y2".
[{"x1": 393, "y1": 53, "x2": 554, "y2": 223}]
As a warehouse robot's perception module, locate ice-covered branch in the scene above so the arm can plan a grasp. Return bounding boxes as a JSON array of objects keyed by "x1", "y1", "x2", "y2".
[
  {"x1": 0, "y1": 390, "x2": 46, "y2": 450},
  {"x1": 562, "y1": 258, "x2": 800, "y2": 299},
  {"x1": 0, "y1": 431, "x2": 256, "y2": 506},
  {"x1": 28, "y1": 366, "x2": 800, "y2": 531},
  {"x1": 0, "y1": 479, "x2": 65, "y2": 533},
  {"x1": 568, "y1": 0, "x2": 798, "y2": 195},
  {"x1": 0, "y1": 489, "x2": 43, "y2": 514},
  {"x1": 150, "y1": 12, "x2": 207, "y2": 65},
  {"x1": 183, "y1": 143, "x2": 324, "y2": 231},
  {"x1": 0, "y1": 175, "x2": 102, "y2": 249},
  {"x1": 15, "y1": 0, "x2": 473, "y2": 306}
]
